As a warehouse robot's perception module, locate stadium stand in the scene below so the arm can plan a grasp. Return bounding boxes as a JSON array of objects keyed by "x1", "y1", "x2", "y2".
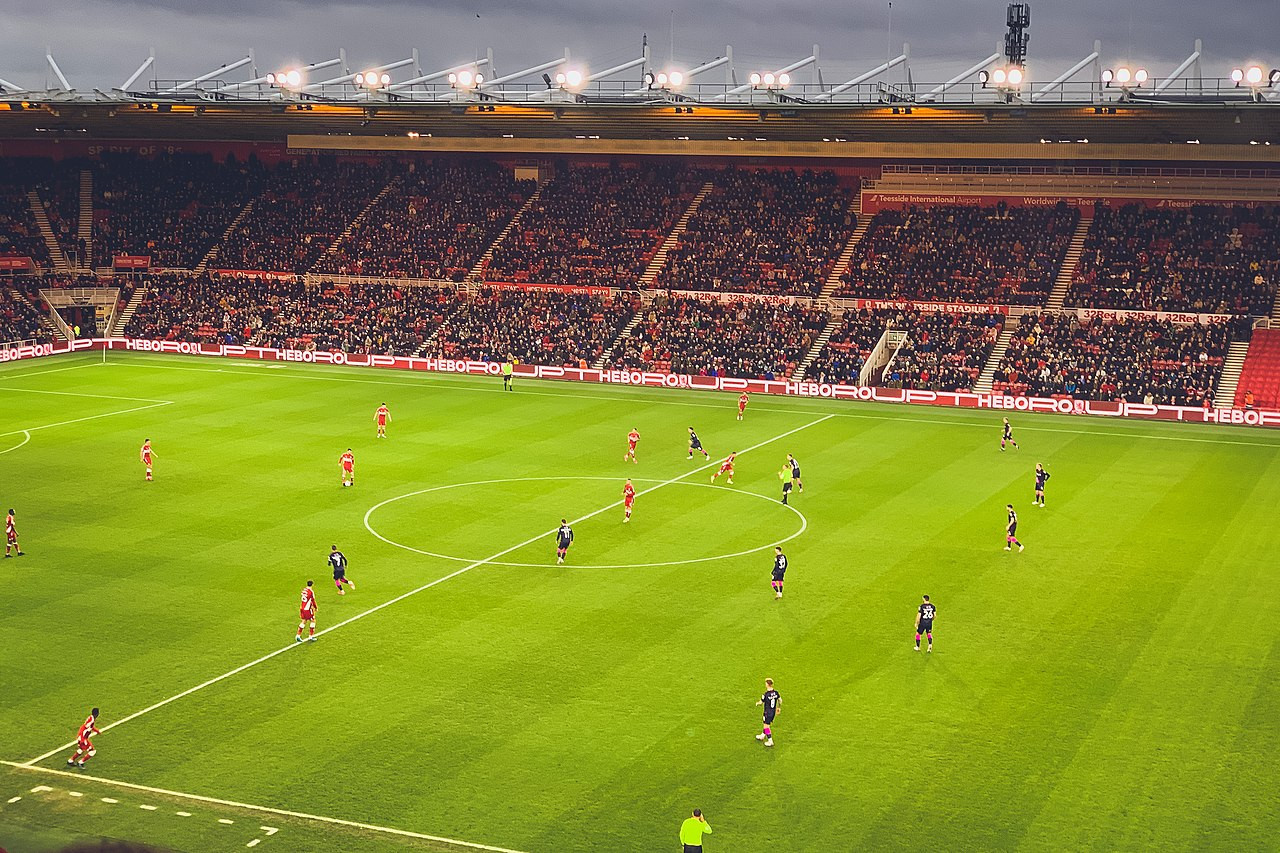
[
  {"x1": 835, "y1": 203, "x2": 1080, "y2": 304},
  {"x1": 1069, "y1": 203, "x2": 1280, "y2": 315},
  {"x1": 805, "y1": 308, "x2": 1002, "y2": 389},
  {"x1": 485, "y1": 163, "x2": 701, "y2": 287},
  {"x1": 612, "y1": 296, "x2": 827, "y2": 379},
  {"x1": 429, "y1": 287, "x2": 634, "y2": 366},
  {"x1": 1234, "y1": 329, "x2": 1280, "y2": 411},
  {"x1": 0, "y1": 286, "x2": 43, "y2": 341},
  {"x1": 93, "y1": 153, "x2": 265, "y2": 270},
  {"x1": 653, "y1": 168, "x2": 856, "y2": 296},
  {"x1": 216, "y1": 158, "x2": 396, "y2": 274},
  {"x1": 992, "y1": 311, "x2": 1245, "y2": 406},
  {"x1": 318, "y1": 161, "x2": 535, "y2": 281},
  {"x1": 0, "y1": 162, "x2": 55, "y2": 265}
]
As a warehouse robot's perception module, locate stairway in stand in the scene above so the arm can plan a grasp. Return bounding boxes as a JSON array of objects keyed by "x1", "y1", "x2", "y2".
[
  {"x1": 310, "y1": 176, "x2": 401, "y2": 274},
  {"x1": 816, "y1": 194, "x2": 870, "y2": 300},
  {"x1": 637, "y1": 180, "x2": 714, "y2": 287},
  {"x1": 27, "y1": 190, "x2": 71, "y2": 274},
  {"x1": 467, "y1": 179, "x2": 549, "y2": 282},
  {"x1": 973, "y1": 317, "x2": 1019, "y2": 393},
  {"x1": 1044, "y1": 216, "x2": 1092, "y2": 311},
  {"x1": 790, "y1": 313, "x2": 842, "y2": 382},
  {"x1": 78, "y1": 169, "x2": 94, "y2": 272},
  {"x1": 7, "y1": 286, "x2": 66, "y2": 341},
  {"x1": 111, "y1": 285, "x2": 150, "y2": 336},
  {"x1": 195, "y1": 199, "x2": 256, "y2": 276},
  {"x1": 1214, "y1": 339, "x2": 1251, "y2": 409},
  {"x1": 592, "y1": 308, "x2": 644, "y2": 371}
]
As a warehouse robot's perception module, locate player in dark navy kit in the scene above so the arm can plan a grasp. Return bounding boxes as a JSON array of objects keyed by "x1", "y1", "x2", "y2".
[
  {"x1": 771, "y1": 546, "x2": 788, "y2": 599},
  {"x1": 1005, "y1": 504, "x2": 1024, "y2": 551},
  {"x1": 754, "y1": 678, "x2": 780, "y2": 747},
  {"x1": 555, "y1": 518, "x2": 574, "y2": 564},
  {"x1": 914, "y1": 595, "x2": 936, "y2": 652},
  {"x1": 328, "y1": 544, "x2": 355, "y2": 595},
  {"x1": 1000, "y1": 417, "x2": 1019, "y2": 451},
  {"x1": 1034, "y1": 463, "x2": 1050, "y2": 507},
  {"x1": 687, "y1": 427, "x2": 709, "y2": 460},
  {"x1": 786, "y1": 454, "x2": 803, "y2": 492}
]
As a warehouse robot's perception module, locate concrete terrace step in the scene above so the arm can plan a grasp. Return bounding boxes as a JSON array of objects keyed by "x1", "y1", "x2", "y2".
[
  {"x1": 593, "y1": 308, "x2": 644, "y2": 370},
  {"x1": 468, "y1": 178, "x2": 549, "y2": 282},
  {"x1": 1214, "y1": 339, "x2": 1251, "y2": 409},
  {"x1": 973, "y1": 320, "x2": 1018, "y2": 393},
  {"x1": 817, "y1": 198, "x2": 870, "y2": 300},
  {"x1": 639, "y1": 180, "x2": 714, "y2": 287},
  {"x1": 1045, "y1": 217, "x2": 1092, "y2": 311},
  {"x1": 27, "y1": 189, "x2": 71, "y2": 273},
  {"x1": 791, "y1": 313, "x2": 842, "y2": 382}
]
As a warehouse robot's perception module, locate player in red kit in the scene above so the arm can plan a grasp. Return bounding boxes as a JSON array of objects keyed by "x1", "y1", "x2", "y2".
[
  {"x1": 737, "y1": 392, "x2": 749, "y2": 421},
  {"x1": 622, "y1": 479, "x2": 636, "y2": 522},
  {"x1": 296, "y1": 580, "x2": 317, "y2": 642},
  {"x1": 374, "y1": 403, "x2": 391, "y2": 438},
  {"x1": 139, "y1": 438, "x2": 155, "y2": 481},
  {"x1": 623, "y1": 428, "x2": 640, "y2": 463},
  {"x1": 66, "y1": 707, "x2": 100, "y2": 768},
  {"x1": 711, "y1": 452, "x2": 737, "y2": 485},
  {"x1": 4, "y1": 508, "x2": 22, "y2": 557},
  {"x1": 340, "y1": 448, "x2": 355, "y2": 487}
]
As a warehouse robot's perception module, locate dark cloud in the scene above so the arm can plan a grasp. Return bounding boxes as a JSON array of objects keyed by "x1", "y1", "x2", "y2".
[{"x1": 3, "y1": 0, "x2": 1275, "y2": 92}]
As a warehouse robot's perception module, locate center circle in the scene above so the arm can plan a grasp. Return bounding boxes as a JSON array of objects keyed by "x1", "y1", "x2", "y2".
[{"x1": 364, "y1": 476, "x2": 807, "y2": 569}]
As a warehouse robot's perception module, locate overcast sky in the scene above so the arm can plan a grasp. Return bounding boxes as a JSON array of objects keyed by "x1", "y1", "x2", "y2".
[{"x1": 3, "y1": 0, "x2": 1274, "y2": 92}]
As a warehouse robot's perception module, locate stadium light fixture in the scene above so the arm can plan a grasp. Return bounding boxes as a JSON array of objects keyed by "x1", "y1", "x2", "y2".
[
  {"x1": 448, "y1": 69, "x2": 484, "y2": 91},
  {"x1": 554, "y1": 68, "x2": 585, "y2": 91},
  {"x1": 356, "y1": 70, "x2": 391, "y2": 90},
  {"x1": 1231, "y1": 64, "x2": 1278, "y2": 101},
  {"x1": 266, "y1": 69, "x2": 304, "y2": 90},
  {"x1": 1102, "y1": 66, "x2": 1147, "y2": 96},
  {"x1": 750, "y1": 71, "x2": 789, "y2": 91},
  {"x1": 644, "y1": 70, "x2": 686, "y2": 91},
  {"x1": 979, "y1": 64, "x2": 1024, "y2": 91}
]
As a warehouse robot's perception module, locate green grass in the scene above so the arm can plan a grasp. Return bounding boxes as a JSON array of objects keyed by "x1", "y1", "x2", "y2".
[{"x1": 1, "y1": 350, "x2": 1278, "y2": 853}]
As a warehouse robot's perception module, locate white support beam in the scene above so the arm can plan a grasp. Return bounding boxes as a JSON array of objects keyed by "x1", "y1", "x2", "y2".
[
  {"x1": 118, "y1": 51, "x2": 154, "y2": 92},
  {"x1": 215, "y1": 57, "x2": 342, "y2": 92},
  {"x1": 586, "y1": 54, "x2": 648, "y2": 83},
  {"x1": 814, "y1": 48, "x2": 907, "y2": 100},
  {"x1": 1030, "y1": 42, "x2": 1099, "y2": 102},
  {"x1": 306, "y1": 56, "x2": 415, "y2": 91},
  {"x1": 713, "y1": 53, "x2": 817, "y2": 100},
  {"x1": 1154, "y1": 40, "x2": 1202, "y2": 96},
  {"x1": 919, "y1": 49, "x2": 1001, "y2": 101},
  {"x1": 627, "y1": 55, "x2": 730, "y2": 95},
  {"x1": 0, "y1": 76, "x2": 26, "y2": 93},
  {"x1": 161, "y1": 55, "x2": 251, "y2": 94},
  {"x1": 384, "y1": 57, "x2": 492, "y2": 94},
  {"x1": 473, "y1": 53, "x2": 567, "y2": 90},
  {"x1": 46, "y1": 50, "x2": 72, "y2": 92}
]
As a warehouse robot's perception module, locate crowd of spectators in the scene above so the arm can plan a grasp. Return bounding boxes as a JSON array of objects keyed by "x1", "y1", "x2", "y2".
[
  {"x1": 485, "y1": 163, "x2": 699, "y2": 287},
  {"x1": 126, "y1": 275, "x2": 455, "y2": 355},
  {"x1": 612, "y1": 296, "x2": 826, "y2": 379},
  {"x1": 992, "y1": 311, "x2": 1245, "y2": 406},
  {"x1": 836, "y1": 203, "x2": 1079, "y2": 304},
  {"x1": 881, "y1": 311, "x2": 1002, "y2": 391},
  {"x1": 806, "y1": 308, "x2": 1001, "y2": 389},
  {"x1": 94, "y1": 153, "x2": 265, "y2": 270},
  {"x1": 1069, "y1": 203, "x2": 1280, "y2": 315},
  {"x1": 216, "y1": 158, "x2": 397, "y2": 274},
  {"x1": 654, "y1": 168, "x2": 856, "y2": 296},
  {"x1": 0, "y1": 287, "x2": 44, "y2": 341},
  {"x1": 319, "y1": 161, "x2": 535, "y2": 281},
  {"x1": 429, "y1": 288, "x2": 634, "y2": 366}
]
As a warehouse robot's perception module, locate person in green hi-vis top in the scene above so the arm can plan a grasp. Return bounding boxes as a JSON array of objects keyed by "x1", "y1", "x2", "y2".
[
  {"x1": 679, "y1": 808, "x2": 712, "y2": 851},
  {"x1": 501, "y1": 355, "x2": 515, "y2": 391}
]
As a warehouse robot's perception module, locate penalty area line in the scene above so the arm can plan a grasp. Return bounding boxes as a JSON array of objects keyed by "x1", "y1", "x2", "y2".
[
  {"x1": 21, "y1": 413, "x2": 832, "y2": 768},
  {"x1": 0, "y1": 401, "x2": 174, "y2": 439},
  {"x1": 1, "y1": 761, "x2": 529, "y2": 853}
]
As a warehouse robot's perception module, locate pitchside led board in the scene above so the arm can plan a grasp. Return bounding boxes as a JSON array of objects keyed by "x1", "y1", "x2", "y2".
[{"x1": 6, "y1": 337, "x2": 1277, "y2": 429}]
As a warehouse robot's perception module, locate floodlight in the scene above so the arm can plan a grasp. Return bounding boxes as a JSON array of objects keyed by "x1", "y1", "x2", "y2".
[
  {"x1": 1114, "y1": 67, "x2": 1131, "y2": 84},
  {"x1": 1006, "y1": 67, "x2": 1023, "y2": 86},
  {"x1": 458, "y1": 70, "x2": 474, "y2": 88},
  {"x1": 564, "y1": 69, "x2": 583, "y2": 88},
  {"x1": 1231, "y1": 68, "x2": 1244, "y2": 83},
  {"x1": 992, "y1": 68, "x2": 1007, "y2": 85},
  {"x1": 763, "y1": 72, "x2": 776, "y2": 86},
  {"x1": 668, "y1": 71, "x2": 684, "y2": 87},
  {"x1": 555, "y1": 72, "x2": 566, "y2": 85},
  {"x1": 643, "y1": 71, "x2": 656, "y2": 88},
  {"x1": 979, "y1": 70, "x2": 990, "y2": 85},
  {"x1": 1270, "y1": 69, "x2": 1280, "y2": 86},
  {"x1": 475, "y1": 73, "x2": 483, "y2": 86},
  {"x1": 655, "y1": 72, "x2": 668, "y2": 87},
  {"x1": 1245, "y1": 65, "x2": 1264, "y2": 85},
  {"x1": 1134, "y1": 69, "x2": 1148, "y2": 84},
  {"x1": 1101, "y1": 69, "x2": 1113, "y2": 83},
  {"x1": 749, "y1": 72, "x2": 761, "y2": 86},
  {"x1": 265, "y1": 72, "x2": 277, "y2": 85},
  {"x1": 778, "y1": 72, "x2": 790, "y2": 87},
  {"x1": 285, "y1": 69, "x2": 301, "y2": 88}
]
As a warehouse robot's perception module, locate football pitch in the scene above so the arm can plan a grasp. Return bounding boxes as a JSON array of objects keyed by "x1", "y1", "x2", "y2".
[{"x1": 1, "y1": 350, "x2": 1278, "y2": 853}]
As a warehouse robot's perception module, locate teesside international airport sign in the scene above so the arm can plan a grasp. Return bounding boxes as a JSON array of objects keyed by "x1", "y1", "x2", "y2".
[{"x1": 4, "y1": 337, "x2": 1277, "y2": 429}]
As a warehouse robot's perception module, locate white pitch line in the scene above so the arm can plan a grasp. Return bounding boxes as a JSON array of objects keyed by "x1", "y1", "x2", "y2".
[
  {"x1": 0, "y1": 401, "x2": 173, "y2": 439},
  {"x1": 176, "y1": 810, "x2": 192, "y2": 817},
  {"x1": 111, "y1": 356, "x2": 1280, "y2": 449},
  {"x1": 247, "y1": 840, "x2": 261, "y2": 848},
  {"x1": 0, "y1": 360, "x2": 102, "y2": 381},
  {"x1": 0, "y1": 430, "x2": 30, "y2": 454},
  {"x1": 261, "y1": 826, "x2": 278, "y2": 835},
  {"x1": 0, "y1": 385, "x2": 173, "y2": 404},
  {"x1": 218, "y1": 817, "x2": 234, "y2": 824},
  {"x1": 102, "y1": 797, "x2": 118, "y2": 803},
  {"x1": 6, "y1": 795, "x2": 19, "y2": 803},
  {"x1": 68, "y1": 790, "x2": 82, "y2": 797},
  {"x1": 140, "y1": 803, "x2": 158, "y2": 810},
  {"x1": 20, "y1": 413, "x2": 832, "y2": 768},
  {"x1": 3, "y1": 762, "x2": 530, "y2": 852}
]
